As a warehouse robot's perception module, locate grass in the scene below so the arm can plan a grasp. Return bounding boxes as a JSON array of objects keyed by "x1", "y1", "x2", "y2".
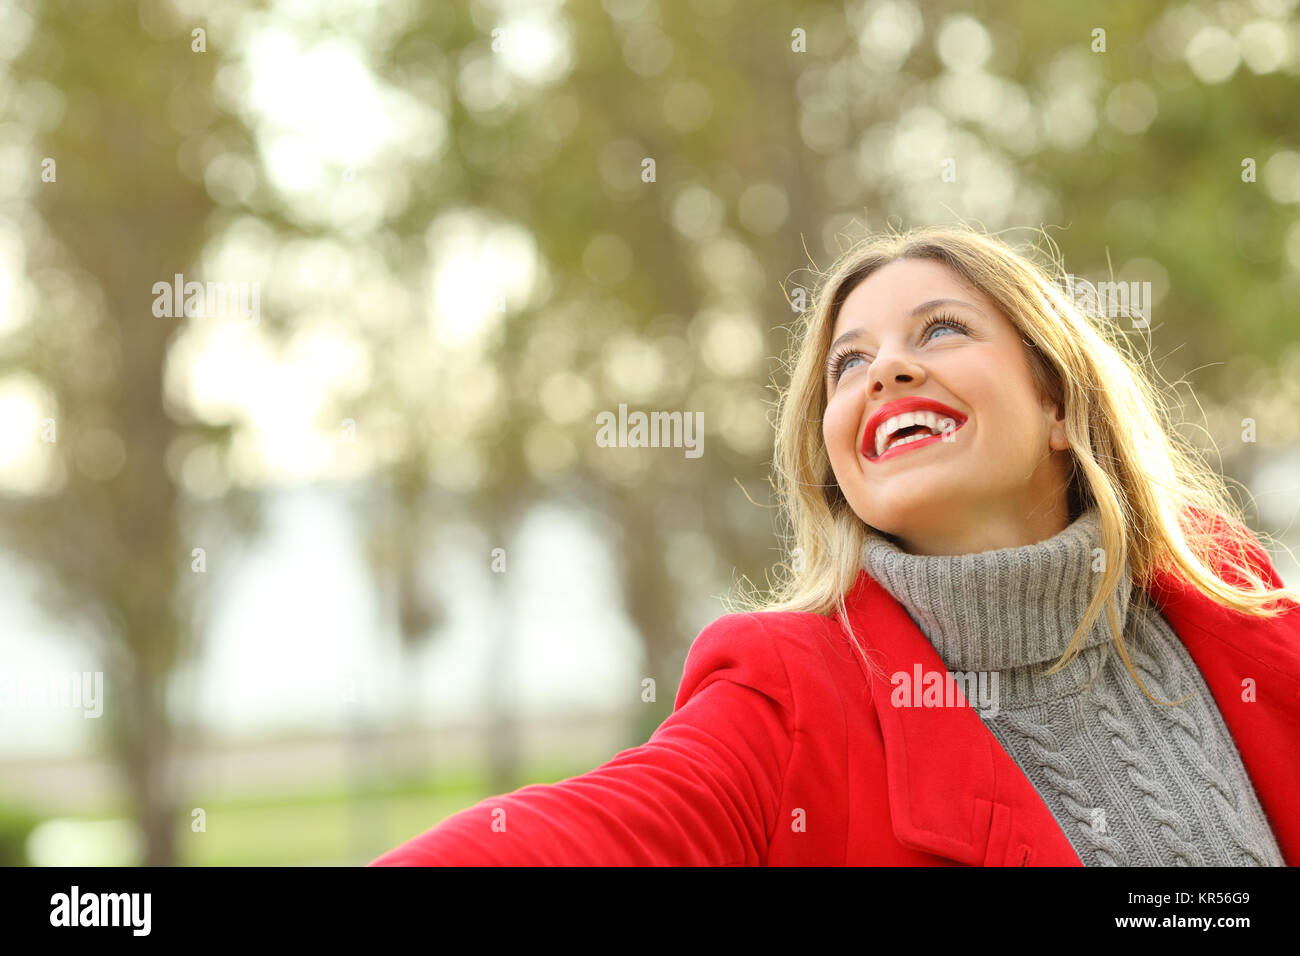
[{"x1": 16, "y1": 757, "x2": 601, "y2": 866}]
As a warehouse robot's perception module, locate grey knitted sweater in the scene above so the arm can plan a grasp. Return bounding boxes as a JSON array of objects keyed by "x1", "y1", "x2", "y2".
[{"x1": 860, "y1": 507, "x2": 1284, "y2": 866}]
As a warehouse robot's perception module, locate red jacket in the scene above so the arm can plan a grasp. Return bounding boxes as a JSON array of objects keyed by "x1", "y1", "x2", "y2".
[{"x1": 370, "y1": 525, "x2": 1300, "y2": 866}]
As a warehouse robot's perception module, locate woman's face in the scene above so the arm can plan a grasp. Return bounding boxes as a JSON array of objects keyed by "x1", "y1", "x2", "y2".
[{"x1": 821, "y1": 257, "x2": 1073, "y2": 555}]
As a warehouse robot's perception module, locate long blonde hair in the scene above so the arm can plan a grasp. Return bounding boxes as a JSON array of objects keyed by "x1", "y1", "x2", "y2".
[{"x1": 729, "y1": 224, "x2": 1300, "y2": 704}]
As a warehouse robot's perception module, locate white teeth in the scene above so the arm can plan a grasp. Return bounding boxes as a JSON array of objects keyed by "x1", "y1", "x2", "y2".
[
  {"x1": 886, "y1": 433, "x2": 930, "y2": 451},
  {"x1": 873, "y1": 410, "x2": 959, "y2": 458}
]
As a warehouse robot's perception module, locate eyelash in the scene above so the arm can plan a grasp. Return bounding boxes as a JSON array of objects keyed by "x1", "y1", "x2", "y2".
[{"x1": 826, "y1": 312, "x2": 972, "y2": 383}]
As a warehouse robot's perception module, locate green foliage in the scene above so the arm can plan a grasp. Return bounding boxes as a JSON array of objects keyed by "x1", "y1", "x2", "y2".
[{"x1": 0, "y1": 802, "x2": 39, "y2": 866}]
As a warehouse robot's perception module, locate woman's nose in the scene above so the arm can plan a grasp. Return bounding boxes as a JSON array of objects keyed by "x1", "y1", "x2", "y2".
[{"x1": 867, "y1": 352, "x2": 925, "y2": 393}]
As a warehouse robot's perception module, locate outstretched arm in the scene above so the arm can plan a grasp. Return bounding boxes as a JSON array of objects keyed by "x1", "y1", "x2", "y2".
[{"x1": 367, "y1": 613, "x2": 795, "y2": 866}]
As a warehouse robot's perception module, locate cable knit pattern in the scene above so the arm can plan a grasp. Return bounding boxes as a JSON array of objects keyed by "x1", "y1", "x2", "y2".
[{"x1": 860, "y1": 508, "x2": 1284, "y2": 867}]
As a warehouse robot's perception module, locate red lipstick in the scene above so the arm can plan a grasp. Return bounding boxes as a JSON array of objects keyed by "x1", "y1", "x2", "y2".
[{"x1": 861, "y1": 397, "x2": 968, "y2": 462}]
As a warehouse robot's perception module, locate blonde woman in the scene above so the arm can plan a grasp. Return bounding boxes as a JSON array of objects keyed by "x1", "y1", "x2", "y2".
[{"x1": 371, "y1": 225, "x2": 1300, "y2": 866}]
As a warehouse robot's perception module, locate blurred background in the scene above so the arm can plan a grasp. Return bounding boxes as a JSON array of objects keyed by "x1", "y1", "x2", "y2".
[{"x1": 0, "y1": 0, "x2": 1298, "y2": 865}]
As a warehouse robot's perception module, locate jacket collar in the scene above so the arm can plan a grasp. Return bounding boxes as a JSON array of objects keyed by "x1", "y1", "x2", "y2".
[{"x1": 837, "y1": 558, "x2": 1300, "y2": 866}]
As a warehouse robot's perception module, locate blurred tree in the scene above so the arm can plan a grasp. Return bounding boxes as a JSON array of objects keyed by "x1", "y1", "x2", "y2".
[
  {"x1": 3, "y1": 1, "x2": 252, "y2": 864},
  {"x1": 366, "y1": 0, "x2": 817, "y2": 768}
]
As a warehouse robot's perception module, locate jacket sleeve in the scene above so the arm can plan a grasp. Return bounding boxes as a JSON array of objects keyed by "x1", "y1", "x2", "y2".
[{"x1": 367, "y1": 612, "x2": 796, "y2": 866}]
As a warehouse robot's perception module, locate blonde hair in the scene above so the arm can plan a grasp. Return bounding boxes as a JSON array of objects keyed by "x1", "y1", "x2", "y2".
[{"x1": 729, "y1": 223, "x2": 1300, "y2": 705}]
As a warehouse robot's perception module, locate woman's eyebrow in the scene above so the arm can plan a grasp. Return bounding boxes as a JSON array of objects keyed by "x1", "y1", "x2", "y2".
[{"x1": 826, "y1": 297, "x2": 983, "y2": 354}]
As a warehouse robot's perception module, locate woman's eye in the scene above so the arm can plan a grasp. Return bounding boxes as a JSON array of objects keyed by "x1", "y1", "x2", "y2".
[{"x1": 832, "y1": 319, "x2": 965, "y2": 382}]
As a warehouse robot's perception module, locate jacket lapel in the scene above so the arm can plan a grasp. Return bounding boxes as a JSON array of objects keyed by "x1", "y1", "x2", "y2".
[{"x1": 838, "y1": 570, "x2": 1083, "y2": 866}]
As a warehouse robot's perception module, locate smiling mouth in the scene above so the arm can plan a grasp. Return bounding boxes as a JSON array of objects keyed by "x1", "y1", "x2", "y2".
[{"x1": 863, "y1": 417, "x2": 968, "y2": 463}]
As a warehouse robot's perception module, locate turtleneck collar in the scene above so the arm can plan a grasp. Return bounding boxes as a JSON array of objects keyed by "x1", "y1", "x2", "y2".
[{"x1": 860, "y1": 507, "x2": 1134, "y2": 706}]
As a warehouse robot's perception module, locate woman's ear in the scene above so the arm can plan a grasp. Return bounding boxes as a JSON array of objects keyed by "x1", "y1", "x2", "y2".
[{"x1": 1047, "y1": 402, "x2": 1069, "y2": 451}]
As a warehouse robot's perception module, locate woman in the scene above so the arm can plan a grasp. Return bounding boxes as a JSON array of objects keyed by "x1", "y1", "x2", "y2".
[{"x1": 370, "y1": 225, "x2": 1300, "y2": 866}]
